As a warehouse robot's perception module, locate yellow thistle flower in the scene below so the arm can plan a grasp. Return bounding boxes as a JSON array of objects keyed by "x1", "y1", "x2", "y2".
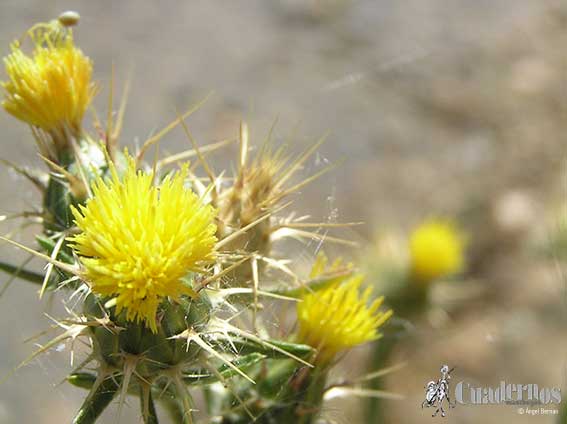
[
  {"x1": 297, "y1": 273, "x2": 392, "y2": 364},
  {"x1": 68, "y1": 153, "x2": 217, "y2": 332},
  {"x1": 2, "y1": 18, "x2": 95, "y2": 145},
  {"x1": 409, "y1": 219, "x2": 465, "y2": 284}
]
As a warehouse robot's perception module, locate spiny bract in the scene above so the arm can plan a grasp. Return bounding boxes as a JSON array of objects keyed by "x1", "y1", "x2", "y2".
[{"x1": 68, "y1": 153, "x2": 217, "y2": 332}]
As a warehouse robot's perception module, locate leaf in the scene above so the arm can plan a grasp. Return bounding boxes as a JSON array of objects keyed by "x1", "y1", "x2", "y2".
[
  {"x1": 0, "y1": 260, "x2": 44, "y2": 285},
  {"x1": 216, "y1": 337, "x2": 314, "y2": 360},
  {"x1": 67, "y1": 372, "x2": 96, "y2": 390},
  {"x1": 183, "y1": 352, "x2": 266, "y2": 385},
  {"x1": 36, "y1": 235, "x2": 75, "y2": 264}
]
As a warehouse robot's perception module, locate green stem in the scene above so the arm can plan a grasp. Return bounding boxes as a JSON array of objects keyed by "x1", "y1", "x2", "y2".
[
  {"x1": 365, "y1": 335, "x2": 396, "y2": 423},
  {"x1": 559, "y1": 397, "x2": 567, "y2": 424},
  {"x1": 297, "y1": 368, "x2": 328, "y2": 424},
  {"x1": 173, "y1": 374, "x2": 194, "y2": 424},
  {"x1": 140, "y1": 383, "x2": 159, "y2": 424},
  {"x1": 364, "y1": 278, "x2": 426, "y2": 423},
  {"x1": 161, "y1": 395, "x2": 185, "y2": 424},
  {"x1": 72, "y1": 374, "x2": 122, "y2": 424}
]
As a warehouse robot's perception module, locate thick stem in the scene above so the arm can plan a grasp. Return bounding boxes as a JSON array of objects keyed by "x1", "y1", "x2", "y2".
[
  {"x1": 72, "y1": 373, "x2": 121, "y2": 424},
  {"x1": 160, "y1": 395, "x2": 185, "y2": 424},
  {"x1": 173, "y1": 374, "x2": 195, "y2": 424},
  {"x1": 296, "y1": 368, "x2": 328, "y2": 424},
  {"x1": 559, "y1": 398, "x2": 567, "y2": 424},
  {"x1": 364, "y1": 335, "x2": 396, "y2": 423},
  {"x1": 140, "y1": 382, "x2": 159, "y2": 424}
]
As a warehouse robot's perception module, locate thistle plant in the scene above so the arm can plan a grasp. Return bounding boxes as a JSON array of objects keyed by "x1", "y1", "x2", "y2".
[{"x1": 0, "y1": 12, "x2": 395, "y2": 424}]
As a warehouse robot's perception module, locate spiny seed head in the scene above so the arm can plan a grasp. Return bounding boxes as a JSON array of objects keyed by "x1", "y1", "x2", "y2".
[
  {"x1": 2, "y1": 18, "x2": 95, "y2": 144},
  {"x1": 409, "y1": 219, "x2": 465, "y2": 283},
  {"x1": 221, "y1": 149, "x2": 283, "y2": 234},
  {"x1": 297, "y1": 272, "x2": 392, "y2": 364},
  {"x1": 68, "y1": 152, "x2": 217, "y2": 332}
]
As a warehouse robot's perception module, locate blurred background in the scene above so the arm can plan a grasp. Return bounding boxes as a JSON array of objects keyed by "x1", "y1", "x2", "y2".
[{"x1": 0, "y1": 1, "x2": 566, "y2": 423}]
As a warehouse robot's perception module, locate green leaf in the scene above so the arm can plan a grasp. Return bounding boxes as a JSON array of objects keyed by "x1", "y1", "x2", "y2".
[
  {"x1": 218, "y1": 337, "x2": 313, "y2": 360},
  {"x1": 183, "y1": 352, "x2": 266, "y2": 385},
  {"x1": 67, "y1": 372, "x2": 97, "y2": 390},
  {"x1": 36, "y1": 235, "x2": 75, "y2": 264},
  {"x1": 0, "y1": 260, "x2": 44, "y2": 285}
]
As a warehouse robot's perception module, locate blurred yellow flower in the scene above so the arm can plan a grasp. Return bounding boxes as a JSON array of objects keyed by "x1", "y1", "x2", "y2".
[
  {"x1": 68, "y1": 153, "x2": 217, "y2": 332},
  {"x1": 297, "y1": 273, "x2": 392, "y2": 364},
  {"x1": 409, "y1": 220, "x2": 465, "y2": 283},
  {"x1": 2, "y1": 20, "x2": 95, "y2": 145}
]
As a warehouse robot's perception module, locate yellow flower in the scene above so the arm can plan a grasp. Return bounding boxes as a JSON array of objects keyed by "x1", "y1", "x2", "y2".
[
  {"x1": 68, "y1": 153, "x2": 217, "y2": 332},
  {"x1": 2, "y1": 19, "x2": 95, "y2": 145},
  {"x1": 297, "y1": 273, "x2": 392, "y2": 364},
  {"x1": 409, "y1": 220, "x2": 465, "y2": 283}
]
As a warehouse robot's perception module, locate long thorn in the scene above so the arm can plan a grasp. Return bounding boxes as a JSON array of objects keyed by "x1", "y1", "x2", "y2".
[
  {"x1": 106, "y1": 63, "x2": 115, "y2": 153},
  {"x1": 0, "y1": 236, "x2": 78, "y2": 275},
  {"x1": 137, "y1": 92, "x2": 213, "y2": 163},
  {"x1": 40, "y1": 234, "x2": 65, "y2": 298},
  {"x1": 111, "y1": 73, "x2": 131, "y2": 144},
  {"x1": 176, "y1": 110, "x2": 217, "y2": 186},
  {"x1": 189, "y1": 333, "x2": 255, "y2": 384},
  {"x1": 267, "y1": 161, "x2": 340, "y2": 206},
  {"x1": 239, "y1": 121, "x2": 249, "y2": 172},
  {"x1": 251, "y1": 256, "x2": 259, "y2": 333},
  {"x1": 215, "y1": 201, "x2": 292, "y2": 250},
  {"x1": 195, "y1": 257, "x2": 250, "y2": 292},
  {"x1": 273, "y1": 133, "x2": 328, "y2": 191},
  {"x1": 157, "y1": 138, "x2": 235, "y2": 169}
]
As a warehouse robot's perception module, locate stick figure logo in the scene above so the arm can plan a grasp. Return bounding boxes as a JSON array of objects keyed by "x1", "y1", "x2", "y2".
[{"x1": 422, "y1": 365, "x2": 456, "y2": 417}]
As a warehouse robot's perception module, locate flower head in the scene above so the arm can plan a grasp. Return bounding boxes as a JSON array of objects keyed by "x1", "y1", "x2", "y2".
[
  {"x1": 409, "y1": 219, "x2": 465, "y2": 283},
  {"x1": 2, "y1": 17, "x2": 95, "y2": 146},
  {"x1": 68, "y1": 153, "x2": 217, "y2": 332},
  {"x1": 297, "y1": 272, "x2": 392, "y2": 364}
]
